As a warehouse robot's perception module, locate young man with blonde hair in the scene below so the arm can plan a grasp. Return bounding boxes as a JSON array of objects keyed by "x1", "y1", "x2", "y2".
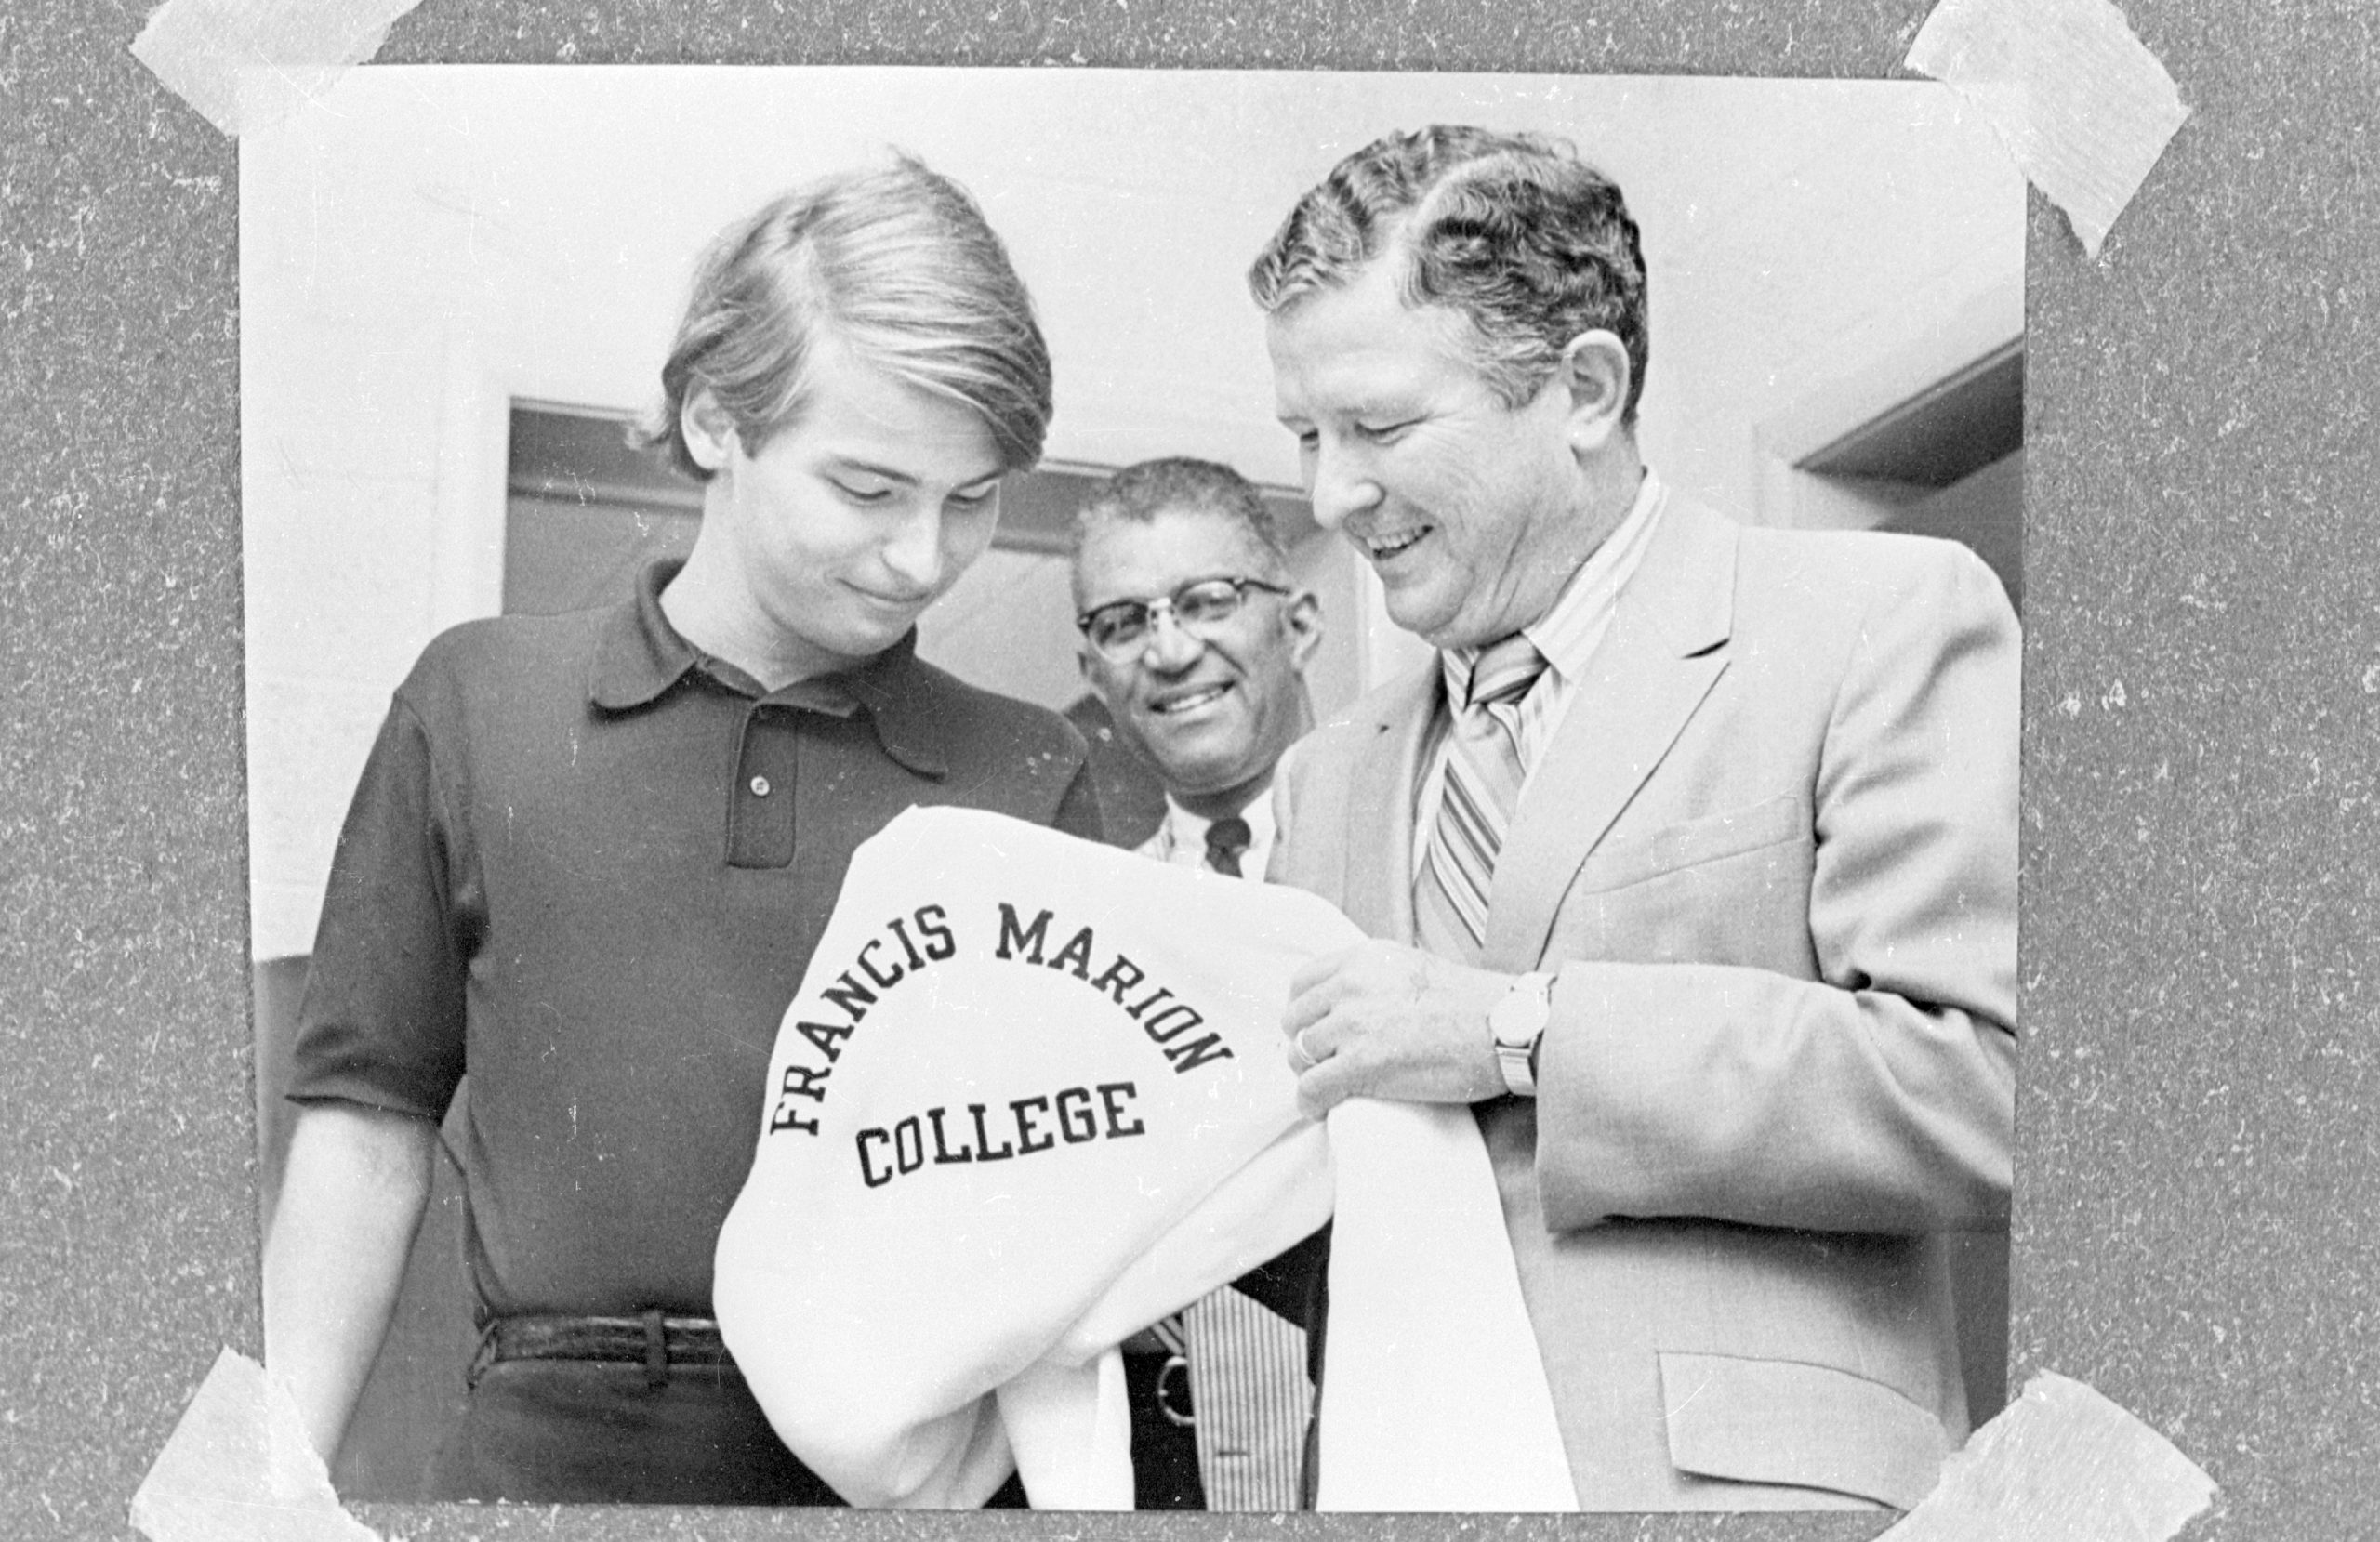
[{"x1": 266, "y1": 157, "x2": 1096, "y2": 1506}]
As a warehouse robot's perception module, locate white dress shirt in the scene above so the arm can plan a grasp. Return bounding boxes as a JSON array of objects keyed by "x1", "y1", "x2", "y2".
[
  {"x1": 1139, "y1": 794, "x2": 1280, "y2": 879},
  {"x1": 1412, "y1": 470, "x2": 1671, "y2": 877}
]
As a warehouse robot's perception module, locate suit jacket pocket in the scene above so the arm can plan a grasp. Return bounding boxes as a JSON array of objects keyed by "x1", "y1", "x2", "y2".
[
  {"x1": 1578, "y1": 795, "x2": 1808, "y2": 897},
  {"x1": 1657, "y1": 1351, "x2": 1950, "y2": 1510},
  {"x1": 1547, "y1": 797, "x2": 1817, "y2": 974}
]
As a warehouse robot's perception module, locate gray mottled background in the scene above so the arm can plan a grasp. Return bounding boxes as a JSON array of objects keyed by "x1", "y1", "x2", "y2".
[{"x1": 4, "y1": 1, "x2": 2373, "y2": 1538}]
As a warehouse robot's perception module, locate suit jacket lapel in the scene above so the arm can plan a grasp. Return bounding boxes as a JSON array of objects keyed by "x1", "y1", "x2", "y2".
[
  {"x1": 1341, "y1": 665, "x2": 1439, "y2": 943},
  {"x1": 1483, "y1": 497, "x2": 1741, "y2": 972}
]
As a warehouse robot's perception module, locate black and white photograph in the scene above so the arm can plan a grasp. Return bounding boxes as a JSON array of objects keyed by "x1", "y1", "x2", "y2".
[
  {"x1": 20, "y1": 4, "x2": 2380, "y2": 1538},
  {"x1": 236, "y1": 66, "x2": 2028, "y2": 1512}
]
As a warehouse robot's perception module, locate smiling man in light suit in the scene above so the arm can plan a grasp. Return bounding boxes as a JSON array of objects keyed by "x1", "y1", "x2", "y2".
[{"x1": 1250, "y1": 126, "x2": 2018, "y2": 1511}]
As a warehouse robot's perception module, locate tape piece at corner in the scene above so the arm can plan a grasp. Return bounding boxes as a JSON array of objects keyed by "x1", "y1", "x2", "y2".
[
  {"x1": 1883, "y1": 1372, "x2": 2215, "y2": 1541},
  {"x1": 129, "y1": 0, "x2": 425, "y2": 138},
  {"x1": 129, "y1": 1349, "x2": 381, "y2": 1542},
  {"x1": 1906, "y1": 0, "x2": 2188, "y2": 257}
]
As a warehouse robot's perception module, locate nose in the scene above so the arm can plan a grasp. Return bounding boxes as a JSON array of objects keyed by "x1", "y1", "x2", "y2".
[
  {"x1": 879, "y1": 504, "x2": 945, "y2": 593},
  {"x1": 1305, "y1": 439, "x2": 1382, "y2": 531},
  {"x1": 1141, "y1": 606, "x2": 1207, "y2": 672}
]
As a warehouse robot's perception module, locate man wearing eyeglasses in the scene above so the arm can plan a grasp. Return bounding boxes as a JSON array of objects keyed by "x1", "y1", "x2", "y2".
[
  {"x1": 1074, "y1": 458, "x2": 1323, "y2": 884},
  {"x1": 1069, "y1": 456, "x2": 1329, "y2": 1512}
]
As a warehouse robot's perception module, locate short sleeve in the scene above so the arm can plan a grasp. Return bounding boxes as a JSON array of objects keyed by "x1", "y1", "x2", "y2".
[{"x1": 285, "y1": 692, "x2": 472, "y2": 1122}]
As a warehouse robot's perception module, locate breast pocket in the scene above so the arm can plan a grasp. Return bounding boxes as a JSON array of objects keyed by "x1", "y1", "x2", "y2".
[{"x1": 1549, "y1": 796, "x2": 1815, "y2": 971}]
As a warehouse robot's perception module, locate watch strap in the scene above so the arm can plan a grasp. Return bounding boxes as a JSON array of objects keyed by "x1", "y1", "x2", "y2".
[{"x1": 1490, "y1": 971, "x2": 1554, "y2": 1097}]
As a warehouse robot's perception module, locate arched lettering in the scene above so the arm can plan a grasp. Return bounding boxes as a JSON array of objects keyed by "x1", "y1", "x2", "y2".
[
  {"x1": 914, "y1": 904, "x2": 958, "y2": 961},
  {"x1": 997, "y1": 903, "x2": 1052, "y2": 964},
  {"x1": 1140, "y1": 1004, "x2": 1204, "y2": 1044},
  {"x1": 857, "y1": 938, "x2": 904, "y2": 991}
]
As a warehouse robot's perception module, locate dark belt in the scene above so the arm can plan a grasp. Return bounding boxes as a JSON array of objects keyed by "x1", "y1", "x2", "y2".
[{"x1": 470, "y1": 1309, "x2": 735, "y2": 1390}]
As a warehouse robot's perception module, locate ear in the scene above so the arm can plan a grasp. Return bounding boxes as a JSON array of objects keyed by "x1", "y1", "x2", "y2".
[
  {"x1": 1283, "y1": 589, "x2": 1324, "y2": 670},
  {"x1": 680, "y1": 389, "x2": 741, "y2": 474},
  {"x1": 1554, "y1": 329, "x2": 1633, "y2": 456}
]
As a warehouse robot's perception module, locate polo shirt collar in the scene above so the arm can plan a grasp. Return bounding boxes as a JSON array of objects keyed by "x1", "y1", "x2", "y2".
[
  {"x1": 588, "y1": 558, "x2": 705, "y2": 712},
  {"x1": 588, "y1": 558, "x2": 952, "y2": 779},
  {"x1": 836, "y1": 646, "x2": 952, "y2": 780}
]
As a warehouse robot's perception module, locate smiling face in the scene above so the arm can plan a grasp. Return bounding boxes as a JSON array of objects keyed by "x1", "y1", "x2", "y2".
[
  {"x1": 1267, "y1": 260, "x2": 1601, "y2": 652},
  {"x1": 680, "y1": 335, "x2": 1008, "y2": 683},
  {"x1": 1074, "y1": 506, "x2": 1320, "y2": 809}
]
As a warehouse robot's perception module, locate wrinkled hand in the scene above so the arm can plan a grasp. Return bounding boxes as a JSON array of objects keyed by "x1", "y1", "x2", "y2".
[{"x1": 1281, "y1": 940, "x2": 1509, "y2": 1118}]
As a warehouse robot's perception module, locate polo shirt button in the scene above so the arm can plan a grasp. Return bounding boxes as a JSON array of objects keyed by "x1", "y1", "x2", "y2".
[{"x1": 748, "y1": 775, "x2": 772, "y2": 797}]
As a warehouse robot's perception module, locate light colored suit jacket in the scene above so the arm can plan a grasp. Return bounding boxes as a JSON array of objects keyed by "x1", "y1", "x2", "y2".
[{"x1": 1270, "y1": 495, "x2": 2018, "y2": 1511}]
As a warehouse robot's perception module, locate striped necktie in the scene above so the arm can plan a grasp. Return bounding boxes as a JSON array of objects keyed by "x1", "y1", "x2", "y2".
[{"x1": 1416, "y1": 635, "x2": 1550, "y2": 956}]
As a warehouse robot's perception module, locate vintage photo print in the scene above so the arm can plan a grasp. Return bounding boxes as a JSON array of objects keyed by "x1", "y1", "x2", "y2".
[{"x1": 242, "y1": 66, "x2": 2023, "y2": 1509}]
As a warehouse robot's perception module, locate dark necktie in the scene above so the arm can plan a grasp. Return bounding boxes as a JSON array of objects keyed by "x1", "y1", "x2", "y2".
[{"x1": 1204, "y1": 816, "x2": 1252, "y2": 877}]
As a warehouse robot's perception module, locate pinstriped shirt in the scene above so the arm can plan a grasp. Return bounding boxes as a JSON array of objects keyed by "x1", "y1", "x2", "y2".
[
  {"x1": 1131, "y1": 797, "x2": 1311, "y2": 1510},
  {"x1": 1411, "y1": 470, "x2": 1671, "y2": 880}
]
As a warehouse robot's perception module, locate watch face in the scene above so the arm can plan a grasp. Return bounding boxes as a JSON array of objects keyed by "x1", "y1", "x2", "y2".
[{"x1": 1492, "y1": 974, "x2": 1551, "y2": 1047}]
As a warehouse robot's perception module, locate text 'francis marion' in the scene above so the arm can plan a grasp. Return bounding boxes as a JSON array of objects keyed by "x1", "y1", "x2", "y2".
[{"x1": 766, "y1": 901, "x2": 1238, "y2": 1156}]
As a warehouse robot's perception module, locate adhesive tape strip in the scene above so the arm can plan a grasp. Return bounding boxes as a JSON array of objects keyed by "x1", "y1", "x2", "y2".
[{"x1": 1907, "y1": 0, "x2": 2191, "y2": 257}]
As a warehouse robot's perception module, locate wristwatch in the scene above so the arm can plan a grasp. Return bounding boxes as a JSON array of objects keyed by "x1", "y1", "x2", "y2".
[{"x1": 1489, "y1": 971, "x2": 1554, "y2": 1098}]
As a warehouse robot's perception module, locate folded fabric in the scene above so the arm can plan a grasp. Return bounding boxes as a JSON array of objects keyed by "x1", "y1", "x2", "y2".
[
  {"x1": 714, "y1": 807, "x2": 1351, "y2": 1507},
  {"x1": 1317, "y1": 1098, "x2": 1579, "y2": 1510}
]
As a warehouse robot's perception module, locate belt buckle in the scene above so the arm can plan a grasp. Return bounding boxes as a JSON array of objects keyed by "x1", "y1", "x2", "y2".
[{"x1": 1155, "y1": 1353, "x2": 1196, "y2": 1428}]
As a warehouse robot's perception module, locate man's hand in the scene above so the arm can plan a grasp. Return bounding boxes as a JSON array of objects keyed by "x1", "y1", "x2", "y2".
[{"x1": 1281, "y1": 941, "x2": 1511, "y2": 1117}]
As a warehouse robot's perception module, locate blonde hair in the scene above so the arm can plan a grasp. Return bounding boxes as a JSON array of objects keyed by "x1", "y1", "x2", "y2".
[{"x1": 639, "y1": 154, "x2": 1053, "y2": 479}]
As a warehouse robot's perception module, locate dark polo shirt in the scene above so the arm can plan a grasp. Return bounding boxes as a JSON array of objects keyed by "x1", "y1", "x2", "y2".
[{"x1": 290, "y1": 560, "x2": 1101, "y2": 1320}]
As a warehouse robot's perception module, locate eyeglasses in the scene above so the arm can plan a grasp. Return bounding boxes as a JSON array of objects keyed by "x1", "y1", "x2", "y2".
[{"x1": 1076, "y1": 576, "x2": 1292, "y2": 662}]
